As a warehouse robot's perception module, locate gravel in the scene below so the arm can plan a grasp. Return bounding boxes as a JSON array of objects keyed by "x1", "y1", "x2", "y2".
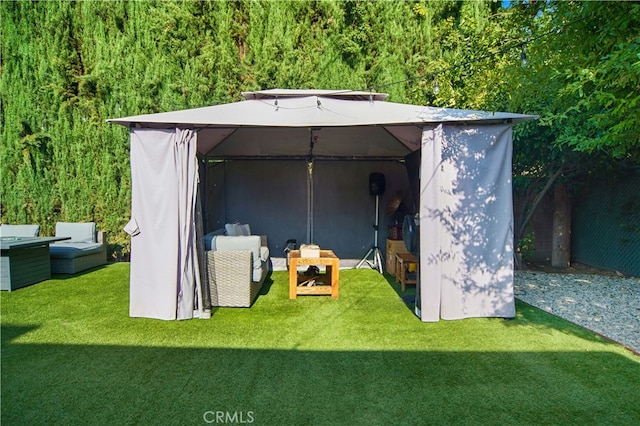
[{"x1": 514, "y1": 270, "x2": 640, "y2": 354}]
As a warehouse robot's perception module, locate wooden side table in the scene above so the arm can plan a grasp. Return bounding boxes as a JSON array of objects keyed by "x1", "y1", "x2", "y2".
[
  {"x1": 395, "y1": 252, "x2": 417, "y2": 292},
  {"x1": 289, "y1": 250, "x2": 340, "y2": 299}
]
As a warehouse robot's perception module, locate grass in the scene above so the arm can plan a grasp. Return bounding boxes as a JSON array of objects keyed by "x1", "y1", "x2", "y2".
[{"x1": 2, "y1": 264, "x2": 639, "y2": 425}]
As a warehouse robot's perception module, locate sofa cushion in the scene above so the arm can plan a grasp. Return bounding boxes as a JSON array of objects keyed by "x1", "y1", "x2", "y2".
[
  {"x1": 55, "y1": 222, "x2": 96, "y2": 243},
  {"x1": 0, "y1": 224, "x2": 40, "y2": 237},
  {"x1": 50, "y1": 242, "x2": 104, "y2": 259}
]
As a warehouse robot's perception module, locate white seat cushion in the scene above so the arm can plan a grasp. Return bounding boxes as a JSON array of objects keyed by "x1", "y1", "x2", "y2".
[{"x1": 55, "y1": 222, "x2": 96, "y2": 243}]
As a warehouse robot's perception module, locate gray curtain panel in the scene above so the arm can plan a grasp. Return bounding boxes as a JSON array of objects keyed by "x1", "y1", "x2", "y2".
[
  {"x1": 419, "y1": 123, "x2": 516, "y2": 321},
  {"x1": 128, "y1": 128, "x2": 201, "y2": 320}
]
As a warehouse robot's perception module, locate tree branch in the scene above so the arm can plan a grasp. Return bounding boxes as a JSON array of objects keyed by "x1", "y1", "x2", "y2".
[{"x1": 516, "y1": 163, "x2": 566, "y2": 242}]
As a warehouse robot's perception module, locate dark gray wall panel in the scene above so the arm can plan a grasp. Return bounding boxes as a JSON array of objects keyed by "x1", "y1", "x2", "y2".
[{"x1": 205, "y1": 159, "x2": 411, "y2": 259}]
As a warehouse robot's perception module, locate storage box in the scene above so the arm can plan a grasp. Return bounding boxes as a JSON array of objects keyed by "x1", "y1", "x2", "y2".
[
  {"x1": 300, "y1": 244, "x2": 320, "y2": 258},
  {"x1": 386, "y1": 239, "x2": 409, "y2": 274}
]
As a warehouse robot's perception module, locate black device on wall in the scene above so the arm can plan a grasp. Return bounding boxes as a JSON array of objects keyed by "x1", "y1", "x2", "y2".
[{"x1": 369, "y1": 172, "x2": 386, "y2": 196}]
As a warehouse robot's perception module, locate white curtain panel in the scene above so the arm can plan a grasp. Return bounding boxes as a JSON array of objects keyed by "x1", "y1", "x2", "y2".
[
  {"x1": 419, "y1": 123, "x2": 516, "y2": 321},
  {"x1": 128, "y1": 128, "x2": 200, "y2": 320}
]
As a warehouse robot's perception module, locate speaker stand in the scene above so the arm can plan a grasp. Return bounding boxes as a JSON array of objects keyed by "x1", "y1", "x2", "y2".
[{"x1": 356, "y1": 194, "x2": 384, "y2": 274}]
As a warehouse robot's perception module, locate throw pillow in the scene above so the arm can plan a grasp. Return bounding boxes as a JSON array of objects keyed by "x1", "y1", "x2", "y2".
[
  {"x1": 239, "y1": 224, "x2": 251, "y2": 236},
  {"x1": 225, "y1": 223, "x2": 239, "y2": 236},
  {"x1": 225, "y1": 223, "x2": 251, "y2": 236}
]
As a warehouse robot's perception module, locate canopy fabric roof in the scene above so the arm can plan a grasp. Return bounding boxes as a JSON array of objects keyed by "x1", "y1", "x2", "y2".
[{"x1": 108, "y1": 89, "x2": 536, "y2": 158}]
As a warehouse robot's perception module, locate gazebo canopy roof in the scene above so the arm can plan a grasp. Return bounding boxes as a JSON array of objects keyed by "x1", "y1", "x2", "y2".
[{"x1": 108, "y1": 89, "x2": 536, "y2": 158}]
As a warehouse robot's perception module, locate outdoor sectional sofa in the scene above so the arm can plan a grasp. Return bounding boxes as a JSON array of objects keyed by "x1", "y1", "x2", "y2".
[
  {"x1": 49, "y1": 222, "x2": 107, "y2": 274},
  {"x1": 204, "y1": 223, "x2": 270, "y2": 307}
]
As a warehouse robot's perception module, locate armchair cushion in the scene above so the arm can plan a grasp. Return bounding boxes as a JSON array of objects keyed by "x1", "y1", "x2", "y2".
[
  {"x1": 215, "y1": 235, "x2": 261, "y2": 265},
  {"x1": 55, "y1": 222, "x2": 96, "y2": 243},
  {"x1": 0, "y1": 224, "x2": 40, "y2": 237}
]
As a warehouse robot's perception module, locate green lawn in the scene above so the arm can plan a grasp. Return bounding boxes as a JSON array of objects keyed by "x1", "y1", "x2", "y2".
[{"x1": 2, "y1": 263, "x2": 639, "y2": 425}]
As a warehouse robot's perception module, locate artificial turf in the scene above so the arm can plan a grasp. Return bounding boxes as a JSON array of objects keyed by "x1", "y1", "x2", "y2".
[{"x1": 1, "y1": 263, "x2": 639, "y2": 425}]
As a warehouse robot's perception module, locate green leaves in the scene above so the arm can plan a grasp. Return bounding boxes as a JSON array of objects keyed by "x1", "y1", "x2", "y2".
[
  {"x1": 2, "y1": 0, "x2": 637, "y2": 259},
  {"x1": 0, "y1": 0, "x2": 517, "y2": 257},
  {"x1": 512, "y1": 1, "x2": 640, "y2": 160}
]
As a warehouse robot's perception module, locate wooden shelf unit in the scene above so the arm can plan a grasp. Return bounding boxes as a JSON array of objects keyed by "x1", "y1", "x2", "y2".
[{"x1": 385, "y1": 239, "x2": 408, "y2": 275}]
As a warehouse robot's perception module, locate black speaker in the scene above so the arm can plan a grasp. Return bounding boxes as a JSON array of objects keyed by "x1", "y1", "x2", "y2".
[{"x1": 369, "y1": 172, "x2": 386, "y2": 196}]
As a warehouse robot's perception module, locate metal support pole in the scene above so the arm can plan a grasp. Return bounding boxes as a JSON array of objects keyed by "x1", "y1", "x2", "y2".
[{"x1": 356, "y1": 194, "x2": 384, "y2": 274}]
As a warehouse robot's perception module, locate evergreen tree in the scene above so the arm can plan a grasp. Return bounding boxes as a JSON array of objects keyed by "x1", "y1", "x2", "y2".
[{"x1": 8, "y1": 0, "x2": 627, "y2": 261}]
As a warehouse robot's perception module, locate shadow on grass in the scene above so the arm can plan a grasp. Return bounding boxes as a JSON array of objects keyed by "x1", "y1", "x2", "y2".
[
  {"x1": 380, "y1": 270, "x2": 417, "y2": 314},
  {"x1": 3, "y1": 266, "x2": 639, "y2": 424},
  {"x1": 377, "y1": 270, "x2": 623, "y2": 351},
  {"x1": 2, "y1": 324, "x2": 639, "y2": 425},
  {"x1": 258, "y1": 272, "x2": 275, "y2": 296}
]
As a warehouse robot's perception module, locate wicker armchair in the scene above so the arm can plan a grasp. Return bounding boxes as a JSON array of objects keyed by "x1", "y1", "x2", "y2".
[{"x1": 205, "y1": 235, "x2": 269, "y2": 307}]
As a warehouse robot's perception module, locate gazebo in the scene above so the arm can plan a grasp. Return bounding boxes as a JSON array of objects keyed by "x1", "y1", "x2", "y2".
[{"x1": 109, "y1": 89, "x2": 536, "y2": 321}]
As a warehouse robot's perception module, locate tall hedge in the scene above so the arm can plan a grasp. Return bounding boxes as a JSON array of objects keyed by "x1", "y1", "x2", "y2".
[{"x1": 1, "y1": 0, "x2": 506, "y2": 259}]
